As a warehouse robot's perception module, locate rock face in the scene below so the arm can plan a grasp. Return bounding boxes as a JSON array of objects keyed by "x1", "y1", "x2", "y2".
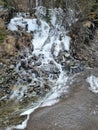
[
  {"x1": 70, "y1": 20, "x2": 98, "y2": 67},
  {"x1": 69, "y1": 0, "x2": 98, "y2": 67},
  {"x1": 23, "y1": 69, "x2": 98, "y2": 130}
]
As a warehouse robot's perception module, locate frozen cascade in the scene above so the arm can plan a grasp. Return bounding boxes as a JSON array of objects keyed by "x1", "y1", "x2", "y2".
[
  {"x1": 7, "y1": 7, "x2": 72, "y2": 130},
  {"x1": 36, "y1": 0, "x2": 39, "y2": 7}
]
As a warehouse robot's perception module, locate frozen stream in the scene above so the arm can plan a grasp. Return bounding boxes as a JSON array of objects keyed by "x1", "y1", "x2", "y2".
[{"x1": 7, "y1": 7, "x2": 71, "y2": 130}]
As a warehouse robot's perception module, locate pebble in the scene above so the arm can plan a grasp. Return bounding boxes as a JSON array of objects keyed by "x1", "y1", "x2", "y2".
[
  {"x1": 9, "y1": 65, "x2": 15, "y2": 69},
  {"x1": 65, "y1": 53, "x2": 70, "y2": 58}
]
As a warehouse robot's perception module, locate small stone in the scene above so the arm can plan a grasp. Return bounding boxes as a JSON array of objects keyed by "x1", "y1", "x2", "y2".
[
  {"x1": 83, "y1": 21, "x2": 94, "y2": 28},
  {"x1": 27, "y1": 77, "x2": 32, "y2": 83},
  {"x1": 34, "y1": 61, "x2": 42, "y2": 66},
  {"x1": 32, "y1": 91, "x2": 37, "y2": 97},
  {"x1": 21, "y1": 60, "x2": 28, "y2": 69},
  {"x1": 9, "y1": 65, "x2": 14, "y2": 69},
  {"x1": 65, "y1": 53, "x2": 70, "y2": 58}
]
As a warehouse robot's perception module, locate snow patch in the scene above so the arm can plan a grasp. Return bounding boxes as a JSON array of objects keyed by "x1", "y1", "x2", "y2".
[{"x1": 87, "y1": 75, "x2": 98, "y2": 93}]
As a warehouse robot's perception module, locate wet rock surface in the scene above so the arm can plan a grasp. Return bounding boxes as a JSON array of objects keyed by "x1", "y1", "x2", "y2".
[{"x1": 55, "y1": 50, "x2": 85, "y2": 74}]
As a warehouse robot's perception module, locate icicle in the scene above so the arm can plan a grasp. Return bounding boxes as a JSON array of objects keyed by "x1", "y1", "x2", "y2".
[{"x1": 36, "y1": 0, "x2": 39, "y2": 8}]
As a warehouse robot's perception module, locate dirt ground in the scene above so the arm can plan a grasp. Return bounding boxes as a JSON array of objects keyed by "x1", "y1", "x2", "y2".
[{"x1": 14, "y1": 69, "x2": 98, "y2": 130}]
